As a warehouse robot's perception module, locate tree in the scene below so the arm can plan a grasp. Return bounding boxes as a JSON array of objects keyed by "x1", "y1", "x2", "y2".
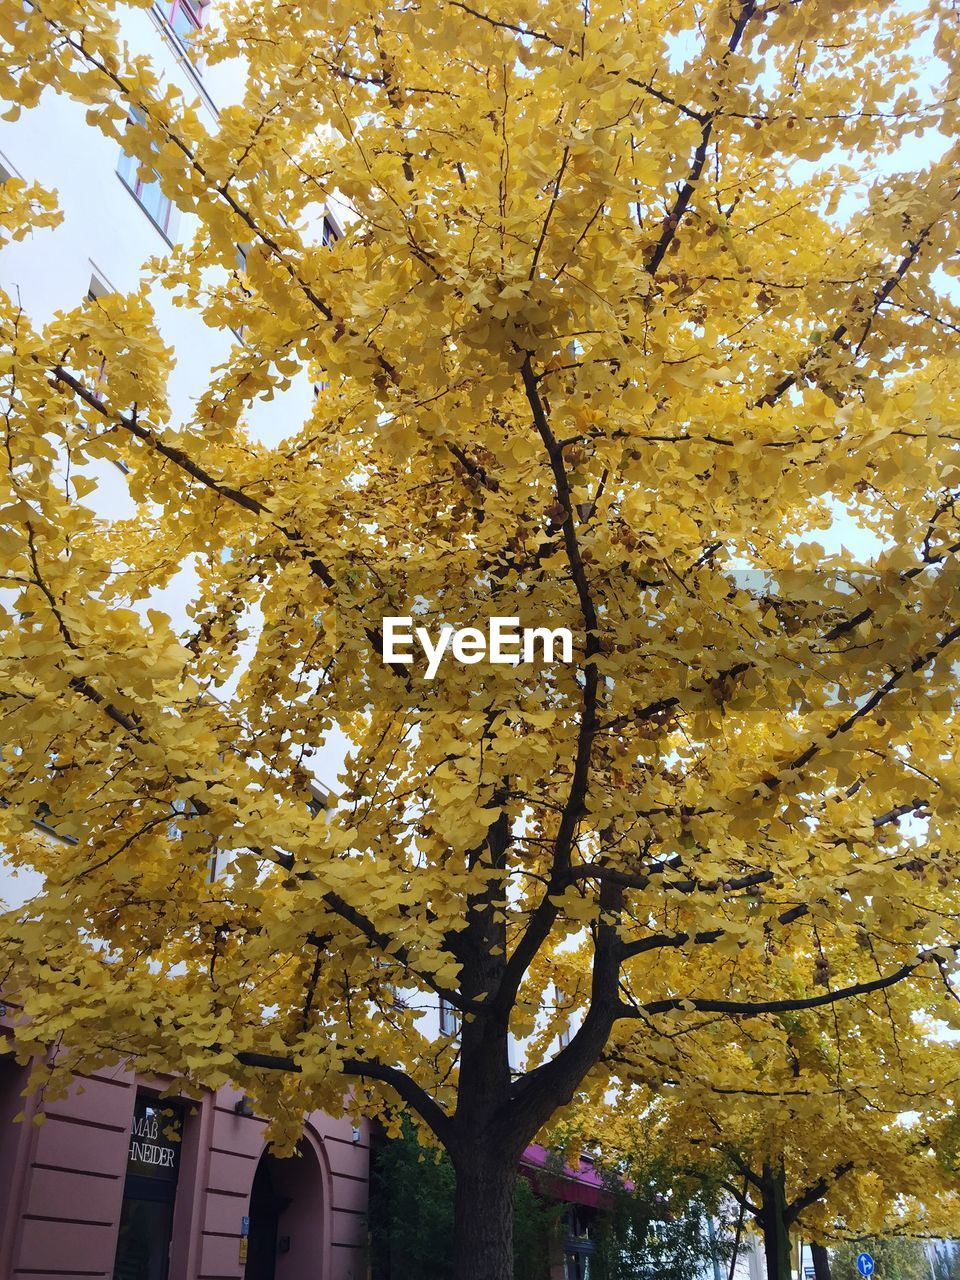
[
  {"x1": 832, "y1": 1238, "x2": 932, "y2": 1280},
  {"x1": 573, "y1": 969, "x2": 960, "y2": 1280},
  {"x1": 369, "y1": 1115, "x2": 559, "y2": 1279},
  {"x1": 369, "y1": 1117, "x2": 726, "y2": 1280},
  {"x1": 369, "y1": 1117, "x2": 458, "y2": 1280},
  {"x1": 590, "y1": 1163, "x2": 732, "y2": 1280},
  {"x1": 3, "y1": 1, "x2": 960, "y2": 1277}
]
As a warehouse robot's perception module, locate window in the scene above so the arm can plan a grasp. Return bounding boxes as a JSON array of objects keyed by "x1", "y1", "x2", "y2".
[
  {"x1": 113, "y1": 1094, "x2": 185, "y2": 1280},
  {"x1": 166, "y1": 798, "x2": 217, "y2": 880},
  {"x1": 231, "y1": 244, "x2": 249, "y2": 339},
  {"x1": 166, "y1": 0, "x2": 204, "y2": 46},
  {"x1": 0, "y1": 1054, "x2": 29, "y2": 1223},
  {"x1": 565, "y1": 1251, "x2": 593, "y2": 1280},
  {"x1": 87, "y1": 273, "x2": 110, "y2": 303},
  {"x1": 306, "y1": 785, "x2": 328, "y2": 819},
  {"x1": 86, "y1": 274, "x2": 111, "y2": 385},
  {"x1": 117, "y1": 109, "x2": 173, "y2": 237},
  {"x1": 557, "y1": 1024, "x2": 572, "y2": 1050},
  {"x1": 438, "y1": 997, "x2": 460, "y2": 1038},
  {"x1": 564, "y1": 1206, "x2": 597, "y2": 1280},
  {"x1": 85, "y1": 271, "x2": 133, "y2": 475},
  {"x1": 167, "y1": 797, "x2": 189, "y2": 841}
]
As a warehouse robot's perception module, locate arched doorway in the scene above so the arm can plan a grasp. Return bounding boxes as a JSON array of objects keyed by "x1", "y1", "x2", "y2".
[{"x1": 244, "y1": 1139, "x2": 327, "y2": 1280}]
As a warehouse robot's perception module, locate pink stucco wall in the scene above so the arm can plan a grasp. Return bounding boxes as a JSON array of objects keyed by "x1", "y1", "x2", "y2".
[{"x1": 0, "y1": 1025, "x2": 369, "y2": 1280}]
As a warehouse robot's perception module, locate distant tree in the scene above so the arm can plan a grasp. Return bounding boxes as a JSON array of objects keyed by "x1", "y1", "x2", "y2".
[
  {"x1": 512, "y1": 1177, "x2": 560, "y2": 1280},
  {"x1": 592, "y1": 1167, "x2": 731, "y2": 1280},
  {"x1": 832, "y1": 1238, "x2": 931, "y2": 1280},
  {"x1": 569, "y1": 979, "x2": 960, "y2": 1280},
  {"x1": 369, "y1": 1118, "x2": 457, "y2": 1280}
]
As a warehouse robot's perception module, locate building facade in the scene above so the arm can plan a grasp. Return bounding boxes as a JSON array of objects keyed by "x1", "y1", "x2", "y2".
[{"x1": 0, "y1": 1018, "x2": 369, "y2": 1280}]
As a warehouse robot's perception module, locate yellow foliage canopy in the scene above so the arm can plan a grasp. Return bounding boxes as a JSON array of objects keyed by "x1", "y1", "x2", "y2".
[{"x1": 1, "y1": 2, "x2": 960, "y2": 1238}]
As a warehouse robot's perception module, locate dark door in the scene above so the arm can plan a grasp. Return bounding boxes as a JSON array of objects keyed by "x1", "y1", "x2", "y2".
[
  {"x1": 112, "y1": 1192, "x2": 176, "y2": 1280},
  {"x1": 244, "y1": 1158, "x2": 282, "y2": 1280}
]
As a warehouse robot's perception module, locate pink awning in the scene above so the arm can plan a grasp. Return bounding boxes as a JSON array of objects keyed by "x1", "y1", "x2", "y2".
[{"x1": 519, "y1": 1143, "x2": 610, "y2": 1209}]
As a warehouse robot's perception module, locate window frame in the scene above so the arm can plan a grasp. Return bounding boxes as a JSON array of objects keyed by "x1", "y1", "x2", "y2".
[
  {"x1": 563, "y1": 1205, "x2": 597, "y2": 1280},
  {"x1": 165, "y1": 0, "x2": 204, "y2": 47},
  {"x1": 438, "y1": 996, "x2": 461, "y2": 1039},
  {"x1": 116, "y1": 109, "x2": 175, "y2": 240},
  {"x1": 230, "y1": 243, "x2": 250, "y2": 340}
]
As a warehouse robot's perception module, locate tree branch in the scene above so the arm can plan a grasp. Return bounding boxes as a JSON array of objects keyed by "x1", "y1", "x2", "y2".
[
  {"x1": 635, "y1": 946, "x2": 957, "y2": 1018},
  {"x1": 785, "y1": 1162, "x2": 854, "y2": 1224},
  {"x1": 234, "y1": 1050, "x2": 454, "y2": 1146}
]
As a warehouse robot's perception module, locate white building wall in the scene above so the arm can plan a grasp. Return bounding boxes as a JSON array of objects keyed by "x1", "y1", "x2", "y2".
[{"x1": 0, "y1": 4, "x2": 317, "y2": 447}]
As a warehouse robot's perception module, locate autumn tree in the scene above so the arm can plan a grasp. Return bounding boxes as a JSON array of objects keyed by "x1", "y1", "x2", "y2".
[
  {"x1": 571, "y1": 966, "x2": 960, "y2": 1280},
  {"x1": 3, "y1": 1, "x2": 960, "y2": 1276},
  {"x1": 832, "y1": 1238, "x2": 932, "y2": 1280}
]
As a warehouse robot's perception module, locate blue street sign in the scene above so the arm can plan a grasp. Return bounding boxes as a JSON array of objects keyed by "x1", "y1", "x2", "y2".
[
  {"x1": 241, "y1": 1215, "x2": 250, "y2": 1237},
  {"x1": 857, "y1": 1254, "x2": 875, "y2": 1277}
]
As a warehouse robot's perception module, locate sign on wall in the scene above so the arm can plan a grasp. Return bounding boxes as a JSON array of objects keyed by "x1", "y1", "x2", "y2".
[{"x1": 126, "y1": 1095, "x2": 184, "y2": 1181}]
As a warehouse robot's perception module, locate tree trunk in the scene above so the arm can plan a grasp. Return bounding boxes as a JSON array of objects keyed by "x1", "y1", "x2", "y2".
[
  {"x1": 812, "y1": 1244, "x2": 833, "y2": 1280},
  {"x1": 452, "y1": 1149, "x2": 516, "y2": 1280},
  {"x1": 759, "y1": 1164, "x2": 793, "y2": 1280}
]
